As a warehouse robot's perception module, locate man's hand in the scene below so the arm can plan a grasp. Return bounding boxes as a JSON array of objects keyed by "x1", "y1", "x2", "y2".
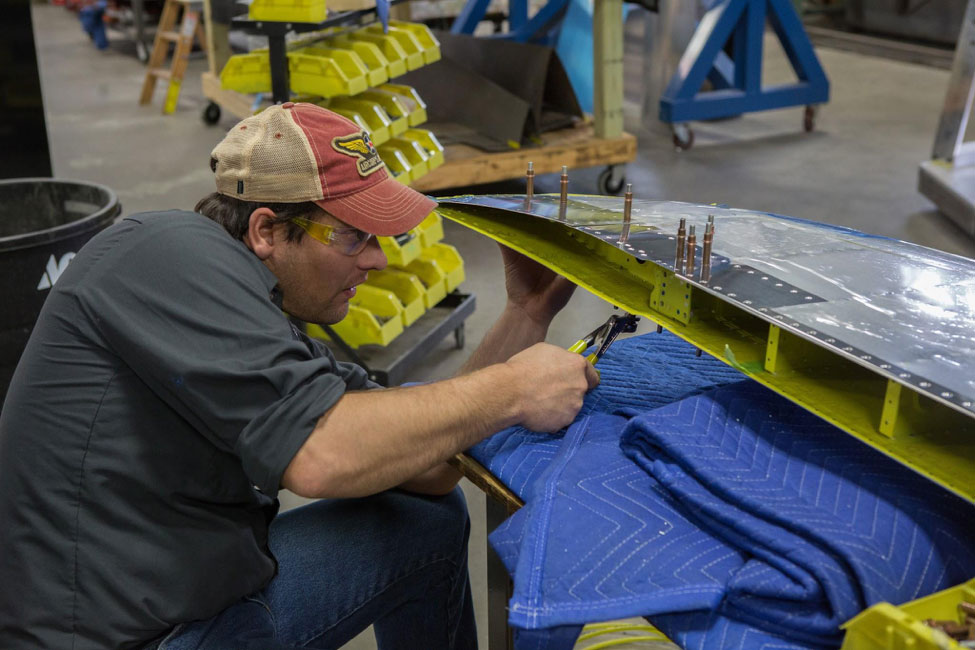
[
  {"x1": 501, "y1": 244, "x2": 577, "y2": 327},
  {"x1": 505, "y1": 342, "x2": 600, "y2": 432}
]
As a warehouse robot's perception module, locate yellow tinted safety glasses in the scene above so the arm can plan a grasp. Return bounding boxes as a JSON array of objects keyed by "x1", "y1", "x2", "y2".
[{"x1": 291, "y1": 216, "x2": 375, "y2": 256}]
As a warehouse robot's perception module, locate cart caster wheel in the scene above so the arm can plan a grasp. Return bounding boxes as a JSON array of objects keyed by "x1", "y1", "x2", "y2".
[
  {"x1": 136, "y1": 40, "x2": 149, "y2": 64},
  {"x1": 454, "y1": 324, "x2": 465, "y2": 350},
  {"x1": 597, "y1": 165, "x2": 626, "y2": 195},
  {"x1": 203, "y1": 102, "x2": 221, "y2": 125},
  {"x1": 803, "y1": 105, "x2": 817, "y2": 132},
  {"x1": 672, "y1": 124, "x2": 694, "y2": 151}
]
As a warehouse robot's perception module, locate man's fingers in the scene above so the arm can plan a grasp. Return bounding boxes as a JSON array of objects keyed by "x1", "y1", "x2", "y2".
[{"x1": 584, "y1": 361, "x2": 601, "y2": 390}]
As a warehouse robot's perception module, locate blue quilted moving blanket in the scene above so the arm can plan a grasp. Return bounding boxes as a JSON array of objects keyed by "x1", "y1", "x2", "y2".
[
  {"x1": 469, "y1": 331, "x2": 743, "y2": 497},
  {"x1": 474, "y1": 333, "x2": 975, "y2": 649}
]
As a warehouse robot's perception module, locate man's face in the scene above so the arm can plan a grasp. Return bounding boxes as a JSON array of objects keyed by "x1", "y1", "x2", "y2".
[{"x1": 268, "y1": 210, "x2": 388, "y2": 325}]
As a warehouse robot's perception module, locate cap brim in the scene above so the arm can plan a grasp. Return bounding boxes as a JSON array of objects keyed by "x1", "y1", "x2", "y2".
[{"x1": 315, "y1": 175, "x2": 437, "y2": 237}]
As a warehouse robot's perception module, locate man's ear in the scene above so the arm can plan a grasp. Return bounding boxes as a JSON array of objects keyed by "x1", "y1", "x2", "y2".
[{"x1": 244, "y1": 208, "x2": 281, "y2": 260}]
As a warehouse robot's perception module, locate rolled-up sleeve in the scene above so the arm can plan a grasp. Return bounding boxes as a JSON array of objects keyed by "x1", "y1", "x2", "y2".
[{"x1": 75, "y1": 214, "x2": 355, "y2": 495}]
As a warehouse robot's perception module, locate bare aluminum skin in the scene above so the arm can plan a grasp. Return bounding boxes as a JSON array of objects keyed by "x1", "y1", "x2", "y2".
[{"x1": 439, "y1": 194, "x2": 975, "y2": 419}]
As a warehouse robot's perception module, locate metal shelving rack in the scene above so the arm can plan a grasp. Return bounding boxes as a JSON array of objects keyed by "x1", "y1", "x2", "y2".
[{"x1": 200, "y1": 0, "x2": 635, "y2": 194}]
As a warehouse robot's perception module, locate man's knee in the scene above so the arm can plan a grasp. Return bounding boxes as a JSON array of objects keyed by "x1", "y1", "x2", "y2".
[{"x1": 408, "y1": 486, "x2": 471, "y2": 557}]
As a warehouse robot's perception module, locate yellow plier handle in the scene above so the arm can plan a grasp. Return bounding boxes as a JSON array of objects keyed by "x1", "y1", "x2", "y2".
[
  {"x1": 567, "y1": 335, "x2": 599, "y2": 365},
  {"x1": 568, "y1": 313, "x2": 639, "y2": 367},
  {"x1": 567, "y1": 339, "x2": 592, "y2": 356}
]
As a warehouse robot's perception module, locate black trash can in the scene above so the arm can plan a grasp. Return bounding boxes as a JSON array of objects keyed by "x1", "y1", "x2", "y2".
[{"x1": 0, "y1": 178, "x2": 120, "y2": 399}]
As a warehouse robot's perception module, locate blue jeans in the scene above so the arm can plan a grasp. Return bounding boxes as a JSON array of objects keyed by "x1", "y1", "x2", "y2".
[
  {"x1": 157, "y1": 488, "x2": 477, "y2": 649},
  {"x1": 79, "y1": 1, "x2": 108, "y2": 50}
]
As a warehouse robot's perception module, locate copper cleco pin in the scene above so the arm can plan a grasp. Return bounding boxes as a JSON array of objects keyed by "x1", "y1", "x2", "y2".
[
  {"x1": 619, "y1": 183, "x2": 633, "y2": 245},
  {"x1": 675, "y1": 218, "x2": 686, "y2": 271},
  {"x1": 686, "y1": 225, "x2": 696, "y2": 276},
  {"x1": 524, "y1": 161, "x2": 535, "y2": 211},
  {"x1": 701, "y1": 221, "x2": 714, "y2": 283},
  {"x1": 558, "y1": 165, "x2": 569, "y2": 220}
]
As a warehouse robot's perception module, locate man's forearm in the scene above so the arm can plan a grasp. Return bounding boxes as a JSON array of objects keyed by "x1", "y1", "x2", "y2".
[
  {"x1": 394, "y1": 304, "x2": 552, "y2": 496},
  {"x1": 398, "y1": 462, "x2": 463, "y2": 495},
  {"x1": 283, "y1": 364, "x2": 523, "y2": 499},
  {"x1": 458, "y1": 303, "x2": 549, "y2": 374}
]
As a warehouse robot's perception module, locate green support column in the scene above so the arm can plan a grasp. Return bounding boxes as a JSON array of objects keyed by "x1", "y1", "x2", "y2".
[{"x1": 593, "y1": 0, "x2": 624, "y2": 138}]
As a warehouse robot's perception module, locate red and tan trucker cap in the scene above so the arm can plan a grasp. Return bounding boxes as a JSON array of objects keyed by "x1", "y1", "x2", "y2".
[{"x1": 210, "y1": 102, "x2": 436, "y2": 236}]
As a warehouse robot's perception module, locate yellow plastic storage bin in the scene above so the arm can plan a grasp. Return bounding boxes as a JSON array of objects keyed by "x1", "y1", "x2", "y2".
[
  {"x1": 389, "y1": 20, "x2": 441, "y2": 64},
  {"x1": 332, "y1": 96, "x2": 404, "y2": 138},
  {"x1": 377, "y1": 143, "x2": 413, "y2": 184},
  {"x1": 322, "y1": 107, "x2": 384, "y2": 145},
  {"x1": 841, "y1": 579, "x2": 975, "y2": 650},
  {"x1": 413, "y1": 212, "x2": 444, "y2": 250},
  {"x1": 379, "y1": 83, "x2": 428, "y2": 126},
  {"x1": 395, "y1": 257, "x2": 447, "y2": 308},
  {"x1": 386, "y1": 137, "x2": 430, "y2": 179},
  {"x1": 378, "y1": 231, "x2": 423, "y2": 266},
  {"x1": 324, "y1": 97, "x2": 393, "y2": 144},
  {"x1": 340, "y1": 32, "x2": 409, "y2": 78},
  {"x1": 248, "y1": 0, "x2": 326, "y2": 23},
  {"x1": 307, "y1": 304, "x2": 403, "y2": 348},
  {"x1": 423, "y1": 243, "x2": 464, "y2": 292},
  {"x1": 362, "y1": 24, "x2": 425, "y2": 70},
  {"x1": 220, "y1": 53, "x2": 272, "y2": 94},
  {"x1": 350, "y1": 284, "x2": 408, "y2": 326},
  {"x1": 288, "y1": 48, "x2": 369, "y2": 98},
  {"x1": 323, "y1": 39, "x2": 389, "y2": 86},
  {"x1": 364, "y1": 269, "x2": 427, "y2": 326},
  {"x1": 401, "y1": 128, "x2": 444, "y2": 170},
  {"x1": 356, "y1": 90, "x2": 411, "y2": 136}
]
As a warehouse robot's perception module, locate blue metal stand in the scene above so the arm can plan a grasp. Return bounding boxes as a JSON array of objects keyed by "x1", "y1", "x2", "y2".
[
  {"x1": 659, "y1": 0, "x2": 829, "y2": 146},
  {"x1": 451, "y1": 0, "x2": 569, "y2": 44}
]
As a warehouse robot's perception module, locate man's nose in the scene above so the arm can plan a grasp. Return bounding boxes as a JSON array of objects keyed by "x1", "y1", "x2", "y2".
[{"x1": 359, "y1": 236, "x2": 387, "y2": 271}]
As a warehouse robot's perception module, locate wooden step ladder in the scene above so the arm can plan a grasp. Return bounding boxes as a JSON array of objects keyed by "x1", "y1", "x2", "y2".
[{"x1": 139, "y1": 0, "x2": 206, "y2": 114}]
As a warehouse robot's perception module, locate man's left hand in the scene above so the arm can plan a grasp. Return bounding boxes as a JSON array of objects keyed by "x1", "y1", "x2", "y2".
[{"x1": 500, "y1": 243, "x2": 577, "y2": 327}]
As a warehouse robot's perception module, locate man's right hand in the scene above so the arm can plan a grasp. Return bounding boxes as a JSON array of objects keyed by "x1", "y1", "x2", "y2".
[{"x1": 504, "y1": 342, "x2": 600, "y2": 433}]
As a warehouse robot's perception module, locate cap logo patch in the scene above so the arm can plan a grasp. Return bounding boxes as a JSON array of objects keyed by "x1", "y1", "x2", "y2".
[{"x1": 331, "y1": 131, "x2": 385, "y2": 177}]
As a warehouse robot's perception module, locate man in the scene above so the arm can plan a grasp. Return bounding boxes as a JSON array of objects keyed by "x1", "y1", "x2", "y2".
[{"x1": 0, "y1": 103, "x2": 598, "y2": 649}]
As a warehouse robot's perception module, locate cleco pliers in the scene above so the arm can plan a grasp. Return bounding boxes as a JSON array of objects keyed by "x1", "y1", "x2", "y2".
[{"x1": 568, "y1": 312, "x2": 640, "y2": 366}]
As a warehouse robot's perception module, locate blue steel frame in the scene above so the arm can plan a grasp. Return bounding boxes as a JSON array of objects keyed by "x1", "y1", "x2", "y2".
[
  {"x1": 659, "y1": 0, "x2": 829, "y2": 124},
  {"x1": 451, "y1": 0, "x2": 570, "y2": 44}
]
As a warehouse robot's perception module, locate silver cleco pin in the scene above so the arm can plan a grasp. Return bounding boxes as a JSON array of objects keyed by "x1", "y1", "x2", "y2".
[
  {"x1": 619, "y1": 183, "x2": 633, "y2": 244},
  {"x1": 675, "y1": 217, "x2": 687, "y2": 270},
  {"x1": 701, "y1": 220, "x2": 714, "y2": 283},
  {"x1": 558, "y1": 165, "x2": 569, "y2": 220},
  {"x1": 524, "y1": 161, "x2": 534, "y2": 211}
]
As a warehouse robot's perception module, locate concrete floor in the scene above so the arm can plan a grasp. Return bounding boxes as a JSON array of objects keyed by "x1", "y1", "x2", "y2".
[{"x1": 27, "y1": 3, "x2": 975, "y2": 648}]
